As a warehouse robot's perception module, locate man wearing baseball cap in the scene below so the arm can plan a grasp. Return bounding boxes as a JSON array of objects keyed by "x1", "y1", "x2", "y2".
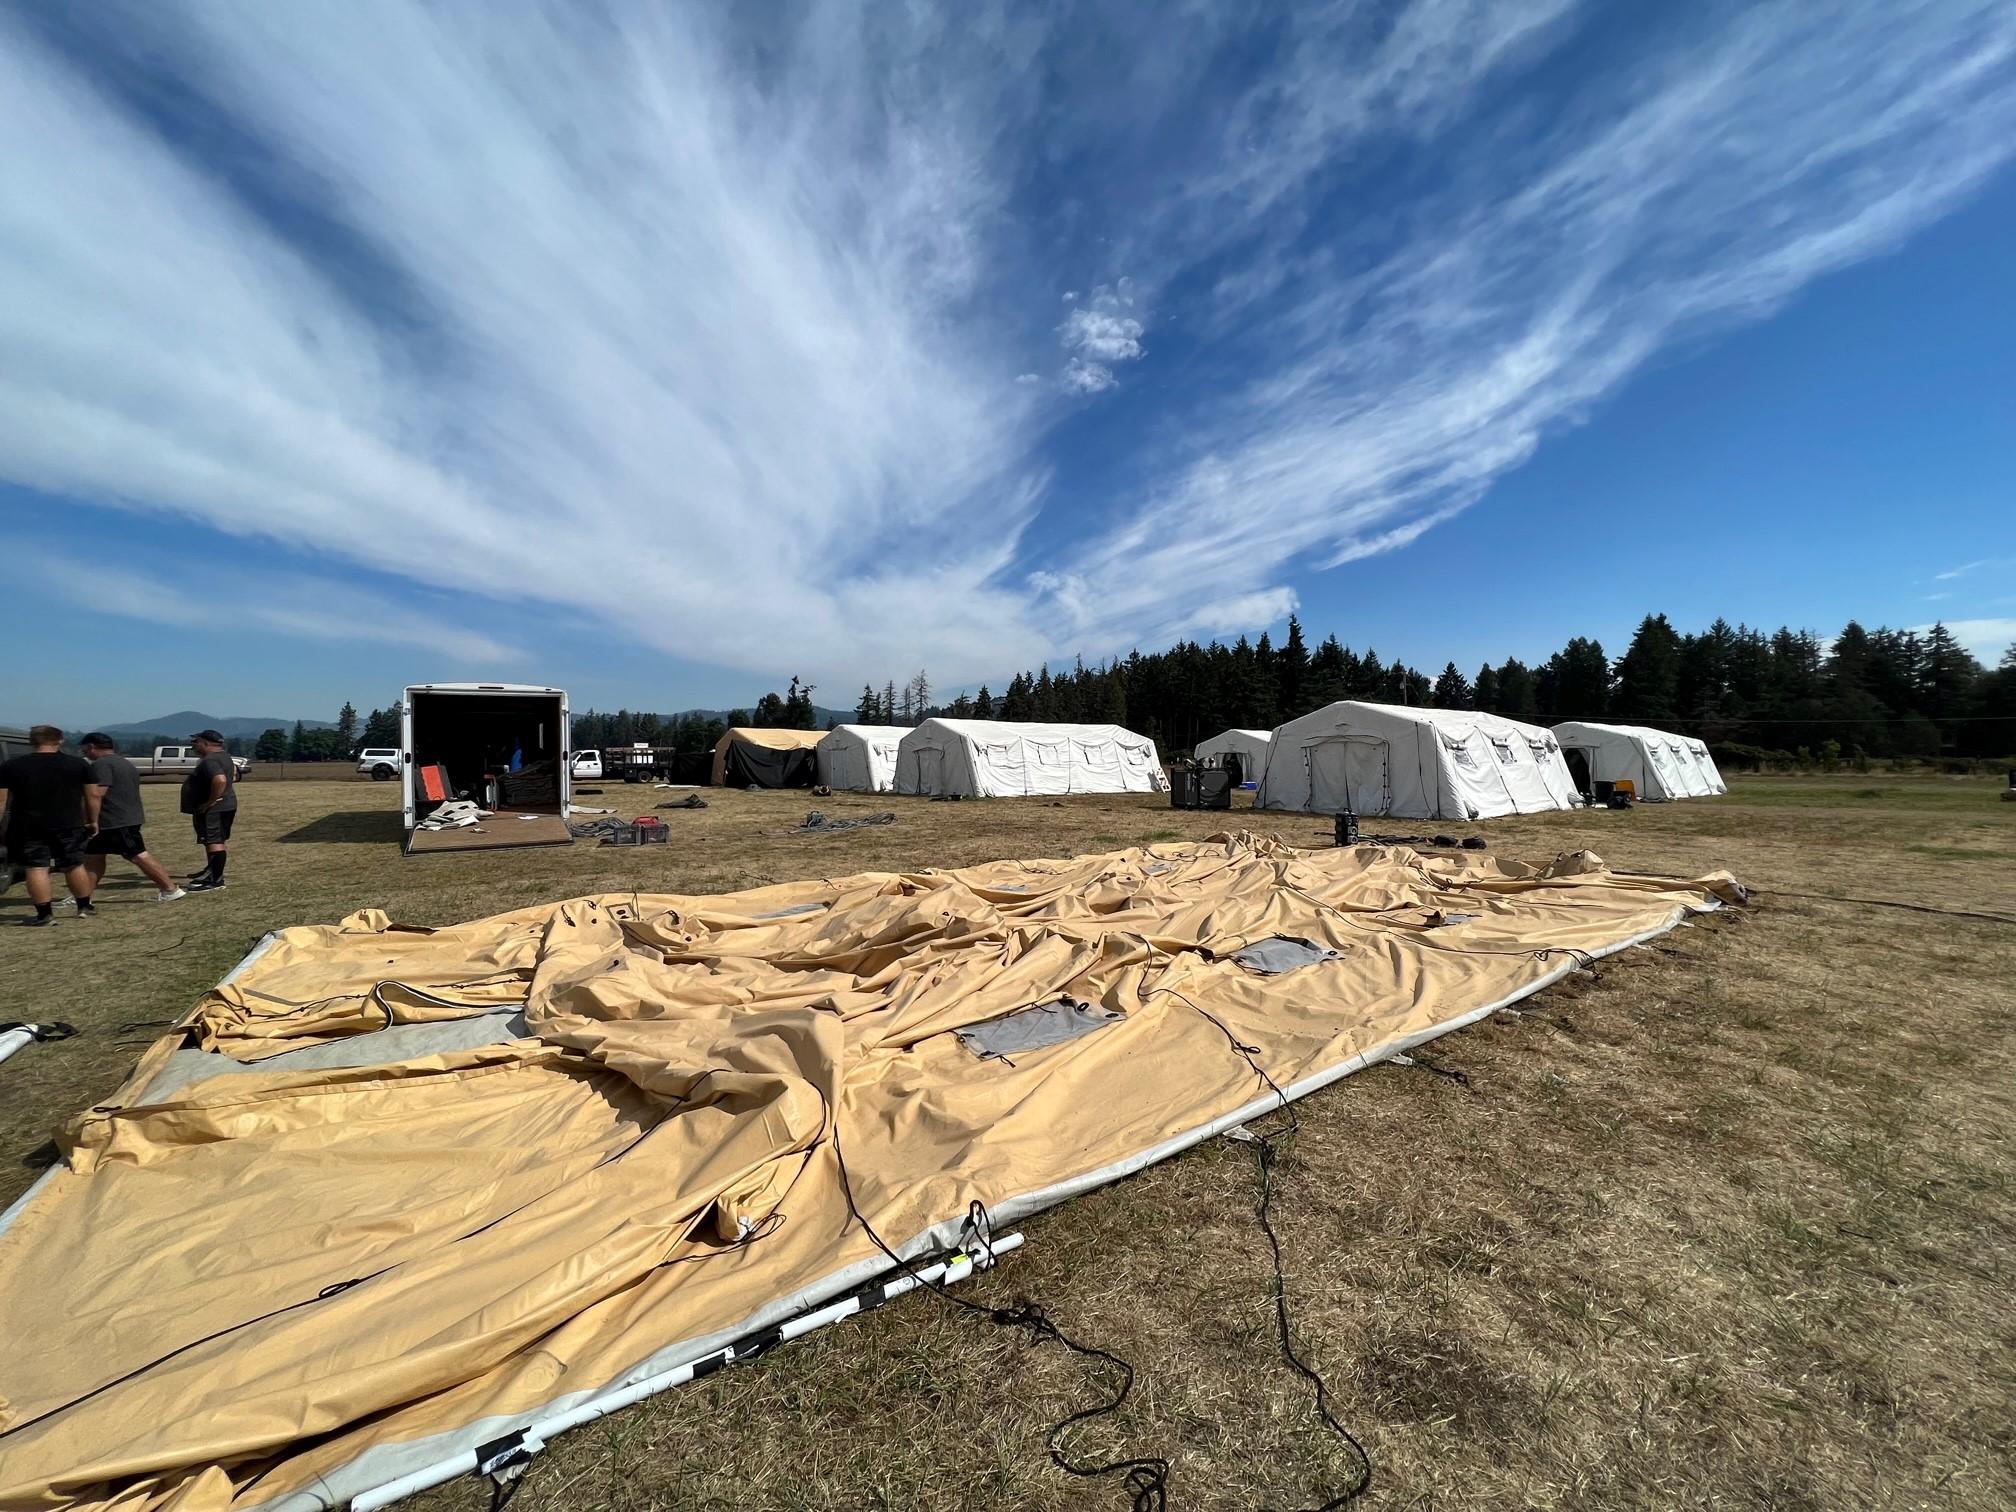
[{"x1": 181, "y1": 730, "x2": 238, "y2": 892}]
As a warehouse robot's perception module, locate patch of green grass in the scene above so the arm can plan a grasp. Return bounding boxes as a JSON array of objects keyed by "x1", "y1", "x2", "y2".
[
  {"x1": 1904, "y1": 844, "x2": 2010, "y2": 862},
  {"x1": 1727, "y1": 773, "x2": 2014, "y2": 813}
]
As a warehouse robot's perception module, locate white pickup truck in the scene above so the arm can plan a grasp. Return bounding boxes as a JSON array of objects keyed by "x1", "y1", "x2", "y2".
[{"x1": 139, "y1": 745, "x2": 252, "y2": 778}]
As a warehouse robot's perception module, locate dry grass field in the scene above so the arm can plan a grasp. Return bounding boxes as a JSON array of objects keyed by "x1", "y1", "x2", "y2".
[{"x1": 3, "y1": 775, "x2": 2012, "y2": 1510}]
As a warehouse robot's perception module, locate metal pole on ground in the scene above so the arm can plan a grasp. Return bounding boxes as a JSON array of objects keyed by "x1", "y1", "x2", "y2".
[{"x1": 348, "y1": 1231, "x2": 1025, "y2": 1512}]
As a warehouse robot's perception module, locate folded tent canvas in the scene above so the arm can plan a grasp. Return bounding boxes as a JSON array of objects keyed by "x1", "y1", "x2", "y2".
[
  {"x1": 1551, "y1": 721, "x2": 1726, "y2": 800},
  {"x1": 815, "y1": 725, "x2": 908, "y2": 793},
  {"x1": 709, "y1": 727, "x2": 826, "y2": 787},
  {"x1": 0, "y1": 835, "x2": 1742, "y2": 1512},
  {"x1": 1192, "y1": 728, "x2": 1272, "y2": 784},
  {"x1": 893, "y1": 718, "x2": 1168, "y2": 797},
  {"x1": 1255, "y1": 701, "x2": 1582, "y2": 820}
]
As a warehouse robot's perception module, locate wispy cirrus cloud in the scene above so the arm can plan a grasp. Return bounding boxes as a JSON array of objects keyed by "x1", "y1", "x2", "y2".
[
  {"x1": 1935, "y1": 557, "x2": 2014, "y2": 581},
  {"x1": 0, "y1": 1, "x2": 2011, "y2": 692},
  {"x1": 14, "y1": 549, "x2": 520, "y2": 663},
  {"x1": 1029, "y1": 2, "x2": 2016, "y2": 651}
]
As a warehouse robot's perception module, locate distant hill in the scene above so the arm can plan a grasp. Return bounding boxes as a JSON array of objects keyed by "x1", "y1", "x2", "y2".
[{"x1": 96, "y1": 711, "x2": 336, "y2": 740}]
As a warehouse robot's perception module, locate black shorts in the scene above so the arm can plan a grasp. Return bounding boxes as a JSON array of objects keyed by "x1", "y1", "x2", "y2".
[
  {"x1": 85, "y1": 825, "x2": 149, "y2": 859},
  {"x1": 6, "y1": 826, "x2": 89, "y2": 870},
  {"x1": 192, "y1": 808, "x2": 236, "y2": 846}
]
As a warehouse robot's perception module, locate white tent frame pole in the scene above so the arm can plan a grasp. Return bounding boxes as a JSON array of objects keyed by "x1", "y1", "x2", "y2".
[
  {"x1": 348, "y1": 1232, "x2": 1024, "y2": 1512},
  {"x1": 0, "y1": 1025, "x2": 39, "y2": 1067}
]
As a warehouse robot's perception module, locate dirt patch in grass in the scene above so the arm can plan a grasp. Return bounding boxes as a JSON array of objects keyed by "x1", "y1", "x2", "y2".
[{"x1": 3, "y1": 773, "x2": 2012, "y2": 1509}]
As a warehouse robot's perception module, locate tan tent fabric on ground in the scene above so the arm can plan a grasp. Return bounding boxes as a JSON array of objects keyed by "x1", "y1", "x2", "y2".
[
  {"x1": 0, "y1": 836, "x2": 1742, "y2": 1512},
  {"x1": 708, "y1": 727, "x2": 826, "y2": 786}
]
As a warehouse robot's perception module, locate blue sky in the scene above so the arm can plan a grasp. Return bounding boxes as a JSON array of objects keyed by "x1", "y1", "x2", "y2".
[{"x1": 3, "y1": 1, "x2": 2012, "y2": 729}]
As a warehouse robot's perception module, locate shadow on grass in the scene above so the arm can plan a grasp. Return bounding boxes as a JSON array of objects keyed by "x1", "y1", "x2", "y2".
[{"x1": 277, "y1": 811, "x2": 403, "y2": 845}]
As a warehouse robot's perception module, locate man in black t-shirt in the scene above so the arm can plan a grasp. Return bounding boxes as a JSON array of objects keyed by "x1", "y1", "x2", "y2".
[
  {"x1": 0, "y1": 726, "x2": 98, "y2": 926},
  {"x1": 180, "y1": 729, "x2": 239, "y2": 892},
  {"x1": 80, "y1": 734, "x2": 185, "y2": 903}
]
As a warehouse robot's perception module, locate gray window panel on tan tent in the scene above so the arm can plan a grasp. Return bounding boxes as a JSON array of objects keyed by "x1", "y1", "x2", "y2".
[
  {"x1": 955, "y1": 997, "x2": 1125, "y2": 1060},
  {"x1": 1230, "y1": 936, "x2": 1346, "y2": 974},
  {"x1": 138, "y1": 1008, "x2": 532, "y2": 1105}
]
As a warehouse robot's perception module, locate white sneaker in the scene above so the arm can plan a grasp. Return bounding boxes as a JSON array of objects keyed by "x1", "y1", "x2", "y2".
[{"x1": 155, "y1": 887, "x2": 187, "y2": 902}]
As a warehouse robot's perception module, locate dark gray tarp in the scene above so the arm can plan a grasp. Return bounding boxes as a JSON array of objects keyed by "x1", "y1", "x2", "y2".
[{"x1": 718, "y1": 739, "x2": 818, "y2": 788}]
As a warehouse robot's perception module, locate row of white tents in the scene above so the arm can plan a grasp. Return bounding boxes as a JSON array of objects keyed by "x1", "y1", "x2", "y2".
[
  {"x1": 1195, "y1": 705, "x2": 1723, "y2": 820},
  {"x1": 802, "y1": 707, "x2": 1721, "y2": 818},
  {"x1": 818, "y1": 720, "x2": 1168, "y2": 798}
]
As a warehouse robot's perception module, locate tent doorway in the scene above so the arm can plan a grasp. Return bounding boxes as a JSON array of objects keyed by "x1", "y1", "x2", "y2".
[
  {"x1": 1307, "y1": 737, "x2": 1388, "y2": 814},
  {"x1": 914, "y1": 747, "x2": 944, "y2": 794},
  {"x1": 1563, "y1": 747, "x2": 1593, "y2": 800}
]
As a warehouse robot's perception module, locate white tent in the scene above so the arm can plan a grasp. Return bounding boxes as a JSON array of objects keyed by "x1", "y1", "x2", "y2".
[
  {"x1": 1255, "y1": 701, "x2": 1581, "y2": 820},
  {"x1": 816, "y1": 725, "x2": 908, "y2": 793},
  {"x1": 1193, "y1": 729, "x2": 1271, "y2": 784},
  {"x1": 1551, "y1": 721, "x2": 1726, "y2": 800},
  {"x1": 894, "y1": 719, "x2": 1168, "y2": 797}
]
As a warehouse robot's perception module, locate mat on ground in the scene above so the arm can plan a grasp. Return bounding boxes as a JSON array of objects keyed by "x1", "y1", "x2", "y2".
[{"x1": 0, "y1": 834, "x2": 1742, "y2": 1511}]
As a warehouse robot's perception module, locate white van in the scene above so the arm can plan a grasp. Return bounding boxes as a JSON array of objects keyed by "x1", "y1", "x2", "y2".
[
  {"x1": 570, "y1": 749, "x2": 604, "y2": 780},
  {"x1": 400, "y1": 684, "x2": 573, "y2": 854}
]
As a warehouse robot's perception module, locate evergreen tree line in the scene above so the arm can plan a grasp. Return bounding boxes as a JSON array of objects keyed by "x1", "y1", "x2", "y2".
[
  {"x1": 854, "y1": 614, "x2": 2016, "y2": 767},
  {"x1": 279, "y1": 613, "x2": 2014, "y2": 772},
  {"x1": 572, "y1": 677, "x2": 822, "y2": 755}
]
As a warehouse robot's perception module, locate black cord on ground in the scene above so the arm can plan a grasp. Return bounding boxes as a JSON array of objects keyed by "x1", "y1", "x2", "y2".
[
  {"x1": 1761, "y1": 889, "x2": 2016, "y2": 927},
  {"x1": 822, "y1": 1094, "x2": 1172, "y2": 1510},
  {"x1": 1146, "y1": 986, "x2": 1373, "y2": 1510},
  {"x1": 1399, "y1": 1052, "x2": 1472, "y2": 1090}
]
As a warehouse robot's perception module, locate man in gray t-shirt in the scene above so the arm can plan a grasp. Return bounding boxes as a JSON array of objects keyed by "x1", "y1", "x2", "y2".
[
  {"x1": 180, "y1": 729, "x2": 238, "y2": 891},
  {"x1": 79, "y1": 734, "x2": 185, "y2": 902}
]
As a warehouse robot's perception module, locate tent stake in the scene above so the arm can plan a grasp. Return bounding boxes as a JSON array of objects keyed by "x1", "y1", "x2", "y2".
[{"x1": 348, "y1": 1231, "x2": 1024, "y2": 1511}]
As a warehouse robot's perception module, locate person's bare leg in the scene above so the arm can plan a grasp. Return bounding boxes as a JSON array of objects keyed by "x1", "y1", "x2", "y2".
[
  {"x1": 85, "y1": 853, "x2": 108, "y2": 887},
  {"x1": 63, "y1": 863, "x2": 93, "y2": 904},
  {"x1": 132, "y1": 850, "x2": 176, "y2": 891},
  {"x1": 24, "y1": 866, "x2": 52, "y2": 907}
]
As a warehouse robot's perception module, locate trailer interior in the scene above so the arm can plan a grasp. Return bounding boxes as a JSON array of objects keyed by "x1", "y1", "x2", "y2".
[{"x1": 405, "y1": 688, "x2": 573, "y2": 854}]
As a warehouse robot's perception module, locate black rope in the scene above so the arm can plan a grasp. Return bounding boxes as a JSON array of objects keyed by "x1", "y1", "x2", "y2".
[
  {"x1": 0, "y1": 1272, "x2": 384, "y2": 1444},
  {"x1": 821, "y1": 1092, "x2": 1172, "y2": 1510},
  {"x1": 1397, "y1": 1051, "x2": 1471, "y2": 1090},
  {"x1": 1761, "y1": 889, "x2": 2016, "y2": 927},
  {"x1": 1147, "y1": 987, "x2": 1373, "y2": 1510},
  {"x1": 2, "y1": 1021, "x2": 78, "y2": 1042}
]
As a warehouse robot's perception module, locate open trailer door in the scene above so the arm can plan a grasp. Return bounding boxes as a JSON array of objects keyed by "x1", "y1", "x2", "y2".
[{"x1": 401, "y1": 683, "x2": 575, "y2": 855}]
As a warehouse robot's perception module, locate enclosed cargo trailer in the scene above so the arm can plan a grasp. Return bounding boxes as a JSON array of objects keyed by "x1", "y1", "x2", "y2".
[{"x1": 400, "y1": 683, "x2": 574, "y2": 854}]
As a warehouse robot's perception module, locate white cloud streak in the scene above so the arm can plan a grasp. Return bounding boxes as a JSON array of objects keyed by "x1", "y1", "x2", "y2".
[
  {"x1": 1935, "y1": 558, "x2": 2014, "y2": 581},
  {"x1": 14, "y1": 548, "x2": 520, "y2": 663},
  {"x1": 0, "y1": 1, "x2": 2011, "y2": 688},
  {"x1": 1031, "y1": 1, "x2": 2016, "y2": 651}
]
